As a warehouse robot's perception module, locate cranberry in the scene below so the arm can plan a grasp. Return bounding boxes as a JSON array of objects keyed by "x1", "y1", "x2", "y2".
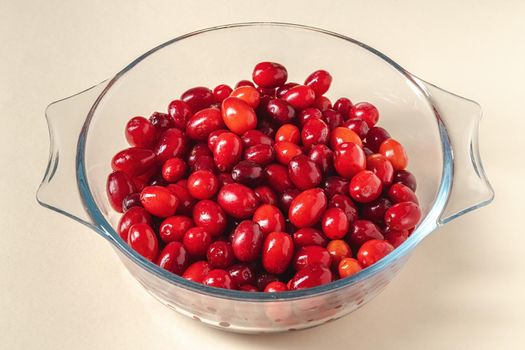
[
  {"x1": 257, "y1": 86, "x2": 276, "y2": 97},
  {"x1": 221, "y1": 97, "x2": 258, "y2": 135},
  {"x1": 322, "y1": 176, "x2": 350, "y2": 198},
  {"x1": 274, "y1": 141, "x2": 302, "y2": 165},
  {"x1": 187, "y1": 170, "x2": 219, "y2": 199},
  {"x1": 275, "y1": 124, "x2": 300, "y2": 144},
  {"x1": 182, "y1": 260, "x2": 211, "y2": 283},
  {"x1": 293, "y1": 228, "x2": 328, "y2": 247},
  {"x1": 166, "y1": 183, "x2": 195, "y2": 216},
  {"x1": 256, "y1": 273, "x2": 280, "y2": 291},
  {"x1": 301, "y1": 118, "x2": 329, "y2": 151},
  {"x1": 338, "y1": 258, "x2": 362, "y2": 278},
  {"x1": 388, "y1": 183, "x2": 419, "y2": 204},
  {"x1": 157, "y1": 241, "x2": 190, "y2": 274},
  {"x1": 112, "y1": 148, "x2": 157, "y2": 177},
  {"x1": 217, "y1": 183, "x2": 259, "y2": 219},
  {"x1": 181, "y1": 227, "x2": 210, "y2": 257},
  {"x1": 231, "y1": 160, "x2": 265, "y2": 186},
  {"x1": 254, "y1": 186, "x2": 278, "y2": 205},
  {"x1": 235, "y1": 80, "x2": 255, "y2": 88},
  {"x1": 186, "y1": 107, "x2": 225, "y2": 141},
  {"x1": 207, "y1": 241, "x2": 235, "y2": 269},
  {"x1": 161, "y1": 157, "x2": 187, "y2": 182},
  {"x1": 180, "y1": 86, "x2": 214, "y2": 112},
  {"x1": 149, "y1": 112, "x2": 174, "y2": 132},
  {"x1": 241, "y1": 129, "x2": 274, "y2": 147},
  {"x1": 298, "y1": 108, "x2": 323, "y2": 127},
  {"x1": 366, "y1": 154, "x2": 394, "y2": 186},
  {"x1": 218, "y1": 172, "x2": 235, "y2": 187},
  {"x1": 349, "y1": 170, "x2": 383, "y2": 203},
  {"x1": 343, "y1": 118, "x2": 369, "y2": 139},
  {"x1": 266, "y1": 99, "x2": 295, "y2": 124},
  {"x1": 330, "y1": 127, "x2": 362, "y2": 149},
  {"x1": 304, "y1": 69, "x2": 332, "y2": 96},
  {"x1": 252, "y1": 62, "x2": 288, "y2": 88},
  {"x1": 159, "y1": 215, "x2": 193, "y2": 243},
  {"x1": 264, "y1": 164, "x2": 293, "y2": 192},
  {"x1": 239, "y1": 284, "x2": 258, "y2": 292},
  {"x1": 228, "y1": 264, "x2": 256, "y2": 286},
  {"x1": 207, "y1": 129, "x2": 229, "y2": 151},
  {"x1": 326, "y1": 240, "x2": 352, "y2": 268},
  {"x1": 322, "y1": 207, "x2": 349, "y2": 239},
  {"x1": 122, "y1": 192, "x2": 142, "y2": 212},
  {"x1": 213, "y1": 84, "x2": 233, "y2": 103},
  {"x1": 107, "y1": 171, "x2": 136, "y2": 212},
  {"x1": 393, "y1": 170, "x2": 417, "y2": 192},
  {"x1": 140, "y1": 185, "x2": 179, "y2": 217},
  {"x1": 360, "y1": 197, "x2": 392, "y2": 225},
  {"x1": 328, "y1": 194, "x2": 358, "y2": 224},
  {"x1": 323, "y1": 109, "x2": 344, "y2": 130},
  {"x1": 333, "y1": 97, "x2": 354, "y2": 116},
  {"x1": 289, "y1": 265, "x2": 332, "y2": 290},
  {"x1": 202, "y1": 269, "x2": 236, "y2": 289},
  {"x1": 257, "y1": 118, "x2": 277, "y2": 138},
  {"x1": 364, "y1": 126, "x2": 391, "y2": 153},
  {"x1": 347, "y1": 219, "x2": 384, "y2": 246},
  {"x1": 117, "y1": 207, "x2": 152, "y2": 241},
  {"x1": 334, "y1": 142, "x2": 366, "y2": 179},
  {"x1": 192, "y1": 200, "x2": 227, "y2": 236},
  {"x1": 308, "y1": 144, "x2": 334, "y2": 174},
  {"x1": 288, "y1": 188, "x2": 327, "y2": 228},
  {"x1": 231, "y1": 220, "x2": 264, "y2": 262},
  {"x1": 230, "y1": 85, "x2": 261, "y2": 108},
  {"x1": 154, "y1": 128, "x2": 186, "y2": 163},
  {"x1": 384, "y1": 202, "x2": 421, "y2": 231},
  {"x1": 357, "y1": 239, "x2": 394, "y2": 268},
  {"x1": 294, "y1": 246, "x2": 332, "y2": 271},
  {"x1": 127, "y1": 223, "x2": 159, "y2": 262},
  {"x1": 288, "y1": 154, "x2": 322, "y2": 190},
  {"x1": 279, "y1": 188, "x2": 301, "y2": 212},
  {"x1": 262, "y1": 231, "x2": 294, "y2": 274},
  {"x1": 213, "y1": 132, "x2": 243, "y2": 172},
  {"x1": 282, "y1": 85, "x2": 316, "y2": 109},
  {"x1": 167, "y1": 100, "x2": 192, "y2": 129},
  {"x1": 253, "y1": 204, "x2": 285, "y2": 236},
  {"x1": 384, "y1": 228, "x2": 409, "y2": 248},
  {"x1": 380, "y1": 139, "x2": 408, "y2": 170},
  {"x1": 244, "y1": 144, "x2": 275, "y2": 165},
  {"x1": 350, "y1": 102, "x2": 379, "y2": 127},
  {"x1": 125, "y1": 116, "x2": 156, "y2": 148},
  {"x1": 264, "y1": 281, "x2": 288, "y2": 292},
  {"x1": 276, "y1": 82, "x2": 299, "y2": 98},
  {"x1": 313, "y1": 95, "x2": 332, "y2": 111}
]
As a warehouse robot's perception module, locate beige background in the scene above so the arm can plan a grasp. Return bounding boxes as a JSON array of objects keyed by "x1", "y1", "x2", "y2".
[{"x1": 1, "y1": 0, "x2": 524, "y2": 349}]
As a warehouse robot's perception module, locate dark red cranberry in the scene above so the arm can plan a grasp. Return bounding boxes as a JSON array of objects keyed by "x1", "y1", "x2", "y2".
[
  {"x1": 328, "y1": 194, "x2": 358, "y2": 224},
  {"x1": 279, "y1": 188, "x2": 301, "y2": 212},
  {"x1": 301, "y1": 118, "x2": 329, "y2": 151},
  {"x1": 252, "y1": 62, "x2": 288, "y2": 88},
  {"x1": 360, "y1": 197, "x2": 392, "y2": 225},
  {"x1": 276, "y1": 82, "x2": 299, "y2": 98},
  {"x1": 293, "y1": 245, "x2": 332, "y2": 271},
  {"x1": 350, "y1": 102, "x2": 379, "y2": 127},
  {"x1": 112, "y1": 148, "x2": 157, "y2": 177},
  {"x1": 322, "y1": 176, "x2": 350, "y2": 198},
  {"x1": 282, "y1": 85, "x2": 316, "y2": 109},
  {"x1": 256, "y1": 273, "x2": 280, "y2": 291},
  {"x1": 154, "y1": 128, "x2": 186, "y2": 163},
  {"x1": 343, "y1": 118, "x2": 370, "y2": 139},
  {"x1": 125, "y1": 116, "x2": 157, "y2": 148},
  {"x1": 212, "y1": 132, "x2": 243, "y2": 172},
  {"x1": 117, "y1": 207, "x2": 152, "y2": 241},
  {"x1": 217, "y1": 183, "x2": 259, "y2": 219},
  {"x1": 122, "y1": 192, "x2": 142, "y2": 212},
  {"x1": 347, "y1": 219, "x2": 384, "y2": 247},
  {"x1": 308, "y1": 144, "x2": 334, "y2": 174},
  {"x1": 304, "y1": 69, "x2": 332, "y2": 96},
  {"x1": 207, "y1": 241, "x2": 235, "y2": 269},
  {"x1": 313, "y1": 95, "x2": 332, "y2": 111},
  {"x1": 180, "y1": 86, "x2": 214, "y2": 112},
  {"x1": 264, "y1": 163, "x2": 294, "y2": 192},
  {"x1": 388, "y1": 183, "x2": 419, "y2": 204},
  {"x1": 333, "y1": 97, "x2": 354, "y2": 116},
  {"x1": 228, "y1": 264, "x2": 256, "y2": 286},
  {"x1": 288, "y1": 154, "x2": 322, "y2": 190},
  {"x1": 149, "y1": 112, "x2": 174, "y2": 132},
  {"x1": 266, "y1": 98, "x2": 295, "y2": 124},
  {"x1": 231, "y1": 220, "x2": 264, "y2": 262},
  {"x1": 186, "y1": 107, "x2": 225, "y2": 141},
  {"x1": 241, "y1": 129, "x2": 273, "y2": 148},
  {"x1": 384, "y1": 202, "x2": 421, "y2": 231},
  {"x1": 364, "y1": 126, "x2": 391, "y2": 153},
  {"x1": 167, "y1": 100, "x2": 192, "y2": 129},
  {"x1": 289, "y1": 264, "x2": 332, "y2": 290},
  {"x1": 323, "y1": 109, "x2": 344, "y2": 130},
  {"x1": 393, "y1": 170, "x2": 417, "y2": 192},
  {"x1": 298, "y1": 107, "x2": 323, "y2": 127},
  {"x1": 254, "y1": 186, "x2": 278, "y2": 205},
  {"x1": 244, "y1": 144, "x2": 275, "y2": 165},
  {"x1": 157, "y1": 241, "x2": 190, "y2": 274},
  {"x1": 213, "y1": 84, "x2": 233, "y2": 103},
  {"x1": 231, "y1": 160, "x2": 265, "y2": 186},
  {"x1": 107, "y1": 171, "x2": 136, "y2": 212},
  {"x1": 166, "y1": 183, "x2": 195, "y2": 216}
]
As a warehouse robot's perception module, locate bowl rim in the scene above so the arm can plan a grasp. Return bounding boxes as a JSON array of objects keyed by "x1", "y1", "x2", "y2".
[{"x1": 77, "y1": 22, "x2": 452, "y2": 301}]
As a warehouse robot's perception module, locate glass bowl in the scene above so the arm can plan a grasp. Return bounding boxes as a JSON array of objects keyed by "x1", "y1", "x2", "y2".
[{"x1": 37, "y1": 22, "x2": 494, "y2": 333}]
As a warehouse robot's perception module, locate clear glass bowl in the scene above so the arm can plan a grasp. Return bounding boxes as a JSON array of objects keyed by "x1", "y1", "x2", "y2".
[{"x1": 37, "y1": 22, "x2": 494, "y2": 333}]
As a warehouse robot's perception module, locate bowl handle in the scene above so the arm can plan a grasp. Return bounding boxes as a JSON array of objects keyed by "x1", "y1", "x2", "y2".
[
  {"x1": 37, "y1": 81, "x2": 109, "y2": 235},
  {"x1": 416, "y1": 79, "x2": 495, "y2": 225}
]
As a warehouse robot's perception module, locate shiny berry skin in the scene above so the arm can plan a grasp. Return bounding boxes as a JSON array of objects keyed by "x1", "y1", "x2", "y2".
[
  {"x1": 190, "y1": 154, "x2": 216, "y2": 173},
  {"x1": 149, "y1": 112, "x2": 174, "y2": 132},
  {"x1": 348, "y1": 170, "x2": 383, "y2": 203},
  {"x1": 180, "y1": 86, "x2": 214, "y2": 112},
  {"x1": 112, "y1": 148, "x2": 157, "y2": 177},
  {"x1": 343, "y1": 118, "x2": 369, "y2": 139},
  {"x1": 275, "y1": 124, "x2": 300, "y2": 144},
  {"x1": 161, "y1": 157, "x2": 187, "y2": 182},
  {"x1": 213, "y1": 84, "x2": 233, "y2": 103},
  {"x1": 107, "y1": 171, "x2": 136, "y2": 212},
  {"x1": 304, "y1": 69, "x2": 332, "y2": 96},
  {"x1": 301, "y1": 118, "x2": 329, "y2": 150},
  {"x1": 379, "y1": 139, "x2": 408, "y2": 170},
  {"x1": 347, "y1": 219, "x2": 384, "y2": 246},
  {"x1": 122, "y1": 193, "x2": 142, "y2": 212},
  {"x1": 241, "y1": 129, "x2": 274, "y2": 148},
  {"x1": 207, "y1": 129, "x2": 229, "y2": 151},
  {"x1": 334, "y1": 142, "x2": 366, "y2": 179},
  {"x1": 330, "y1": 127, "x2": 363, "y2": 149},
  {"x1": 256, "y1": 273, "x2": 280, "y2": 291},
  {"x1": 276, "y1": 82, "x2": 299, "y2": 98},
  {"x1": 187, "y1": 143, "x2": 212, "y2": 167},
  {"x1": 159, "y1": 215, "x2": 193, "y2": 243},
  {"x1": 323, "y1": 109, "x2": 344, "y2": 130},
  {"x1": 288, "y1": 188, "x2": 327, "y2": 228},
  {"x1": 293, "y1": 228, "x2": 328, "y2": 247},
  {"x1": 326, "y1": 240, "x2": 352, "y2": 268},
  {"x1": 308, "y1": 144, "x2": 334, "y2": 174},
  {"x1": 333, "y1": 97, "x2": 354, "y2": 116},
  {"x1": 366, "y1": 154, "x2": 394, "y2": 186},
  {"x1": 257, "y1": 86, "x2": 276, "y2": 97},
  {"x1": 231, "y1": 220, "x2": 264, "y2": 262},
  {"x1": 357, "y1": 239, "x2": 394, "y2": 268},
  {"x1": 266, "y1": 99, "x2": 295, "y2": 124},
  {"x1": 213, "y1": 132, "x2": 243, "y2": 172},
  {"x1": 125, "y1": 116, "x2": 156, "y2": 148},
  {"x1": 206, "y1": 241, "x2": 235, "y2": 269},
  {"x1": 313, "y1": 95, "x2": 332, "y2": 111},
  {"x1": 127, "y1": 223, "x2": 159, "y2": 262},
  {"x1": 202, "y1": 269, "x2": 236, "y2": 289},
  {"x1": 262, "y1": 231, "x2": 294, "y2": 274},
  {"x1": 393, "y1": 170, "x2": 417, "y2": 192},
  {"x1": 252, "y1": 62, "x2": 288, "y2": 88},
  {"x1": 217, "y1": 183, "x2": 259, "y2": 219},
  {"x1": 364, "y1": 126, "x2": 391, "y2": 153},
  {"x1": 289, "y1": 264, "x2": 332, "y2": 290},
  {"x1": 360, "y1": 197, "x2": 392, "y2": 225},
  {"x1": 182, "y1": 260, "x2": 211, "y2": 283},
  {"x1": 328, "y1": 194, "x2": 358, "y2": 224},
  {"x1": 167, "y1": 183, "x2": 195, "y2": 216},
  {"x1": 228, "y1": 264, "x2": 255, "y2": 286},
  {"x1": 244, "y1": 144, "x2": 275, "y2": 165},
  {"x1": 218, "y1": 172, "x2": 235, "y2": 187},
  {"x1": 231, "y1": 160, "x2": 265, "y2": 186},
  {"x1": 274, "y1": 141, "x2": 302, "y2": 165},
  {"x1": 279, "y1": 188, "x2": 301, "y2": 212},
  {"x1": 192, "y1": 200, "x2": 227, "y2": 236},
  {"x1": 187, "y1": 170, "x2": 219, "y2": 200},
  {"x1": 167, "y1": 100, "x2": 192, "y2": 129},
  {"x1": 322, "y1": 176, "x2": 349, "y2": 198},
  {"x1": 254, "y1": 186, "x2": 278, "y2": 205},
  {"x1": 154, "y1": 128, "x2": 186, "y2": 163},
  {"x1": 239, "y1": 284, "x2": 258, "y2": 292},
  {"x1": 322, "y1": 207, "x2": 349, "y2": 239},
  {"x1": 221, "y1": 97, "x2": 258, "y2": 135},
  {"x1": 282, "y1": 85, "x2": 316, "y2": 109},
  {"x1": 257, "y1": 118, "x2": 277, "y2": 138},
  {"x1": 384, "y1": 202, "x2": 421, "y2": 231},
  {"x1": 388, "y1": 183, "x2": 418, "y2": 204},
  {"x1": 298, "y1": 107, "x2": 323, "y2": 127},
  {"x1": 294, "y1": 245, "x2": 332, "y2": 271},
  {"x1": 183, "y1": 227, "x2": 212, "y2": 258},
  {"x1": 288, "y1": 155, "x2": 322, "y2": 190},
  {"x1": 157, "y1": 241, "x2": 190, "y2": 274},
  {"x1": 140, "y1": 185, "x2": 179, "y2": 217},
  {"x1": 253, "y1": 204, "x2": 285, "y2": 236},
  {"x1": 117, "y1": 207, "x2": 152, "y2": 241},
  {"x1": 264, "y1": 281, "x2": 288, "y2": 292},
  {"x1": 230, "y1": 85, "x2": 261, "y2": 108},
  {"x1": 186, "y1": 107, "x2": 225, "y2": 141},
  {"x1": 384, "y1": 228, "x2": 409, "y2": 248},
  {"x1": 350, "y1": 102, "x2": 379, "y2": 127},
  {"x1": 338, "y1": 258, "x2": 362, "y2": 278},
  {"x1": 235, "y1": 80, "x2": 255, "y2": 88},
  {"x1": 264, "y1": 164, "x2": 293, "y2": 192}
]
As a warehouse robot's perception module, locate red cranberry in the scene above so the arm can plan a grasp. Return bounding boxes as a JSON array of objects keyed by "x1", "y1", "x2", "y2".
[
  {"x1": 202, "y1": 269, "x2": 236, "y2": 289},
  {"x1": 330, "y1": 127, "x2": 362, "y2": 149},
  {"x1": 266, "y1": 99, "x2": 295, "y2": 124},
  {"x1": 256, "y1": 273, "x2": 280, "y2": 291},
  {"x1": 180, "y1": 86, "x2": 214, "y2": 112},
  {"x1": 122, "y1": 193, "x2": 142, "y2": 212},
  {"x1": 107, "y1": 171, "x2": 136, "y2": 212},
  {"x1": 334, "y1": 142, "x2": 366, "y2": 179},
  {"x1": 187, "y1": 170, "x2": 219, "y2": 200},
  {"x1": 239, "y1": 284, "x2": 258, "y2": 292},
  {"x1": 276, "y1": 82, "x2": 299, "y2": 98},
  {"x1": 347, "y1": 219, "x2": 384, "y2": 246},
  {"x1": 213, "y1": 132, "x2": 243, "y2": 172},
  {"x1": 161, "y1": 157, "x2": 187, "y2": 182},
  {"x1": 166, "y1": 183, "x2": 195, "y2": 216},
  {"x1": 231, "y1": 160, "x2": 265, "y2": 186},
  {"x1": 182, "y1": 260, "x2": 211, "y2": 283},
  {"x1": 253, "y1": 204, "x2": 285, "y2": 236},
  {"x1": 127, "y1": 223, "x2": 158, "y2": 262},
  {"x1": 313, "y1": 95, "x2": 332, "y2": 111},
  {"x1": 322, "y1": 176, "x2": 350, "y2": 198},
  {"x1": 323, "y1": 109, "x2": 344, "y2": 130},
  {"x1": 366, "y1": 154, "x2": 394, "y2": 186},
  {"x1": 275, "y1": 124, "x2": 300, "y2": 144},
  {"x1": 288, "y1": 188, "x2": 327, "y2": 228},
  {"x1": 187, "y1": 143, "x2": 212, "y2": 167},
  {"x1": 235, "y1": 80, "x2": 255, "y2": 88},
  {"x1": 257, "y1": 118, "x2": 277, "y2": 138},
  {"x1": 322, "y1": 207, "x2": 349, "y2": 239},
  {"x1": 333, "y1": 97, "x2": 354, "y2": 116},
  {"x1": 274, "y1": 141, "x2": 302, "y2": 165},
  {"x1": 301, "y1": 118, "x2": 329, "y2": 151},
  {"x1": 350, "y1": 102, "x2": 379, "y2": 127},
  {"x1": 288, "y1": 154, "x2": 322, "y2": 190},
  {"x1": 264, "y1": 281, "x2": 288, "y2": 292},
  {"x1": 231, "y1": 220, "x2": 264, "y2": 262},
  {"x1": 279, "y1": 188, "x2": 301, "y2": 212},
  {"x1": 282, "y1": 85, "x2": 316, "y2": 109},
  {"x1": 326, "y1": 240, "x2": 352, "y2": 268},
  {"x1": 183, "y1": 227, "x2": 212, "y2": 258},
  {"x1": 125, "y1": 116, "x2": 156, "y2": 148},
  {"x1": 244, "y1": 144, "x2": 275, "y2": 165},
  {"x1": 252, "y1": 62, "x2": 288, "y2": 88},
  {"x1": 159, "y1": 215, "x2": 193, "y2": 243},
  {"x1": 254, "y1": 186, "x2": 278, "y2": 205},
  {"x1": 364, "y1": 126, "x2": 391, "y2": 153},
  {"x1": 393, "y1": 170, "x2": 417, "y2": 192},
  {"x1": 262, "y1": 231, "x2": 294, "y2": 274},
  {"x1": 328, "y1": 194, "x2": 358, "y2": 224},
  {"x1": 186, "y1": 107, "x2": 225, "y2": 141},
  {"x1": 228, "y1": 264, "x2": 256, "y2": 286},
  {"x1": 117, "y1": 207, "x2": 152, "y2": 241},
  {"x1": 167, "y1": 100, "x2": 192, "y2": 129},
  {"x1": 217, "y1": 172, "x2": 235, "y2": 187},
  {"x1": 192, "y1": 200, "x2": 227, "y2": 236},
  {"x1": 348, "y1": 170, "x2": 383, "y2": 203},
  {"x1": 154, "y1": 128, "x2": 186, "y2": 163},
  {"x1": 360, "y1": 197, "x2": 392, "y2": 225},
  {"x1": 289, "y1": 264, "x2": 332, "y2": 290},
  {"x1": 388, "y1": 183, "x2": 419, "y2": 204},
  {"x1": 343, "y1": 118, "x2": 369, "y2": 139},
  {"x1": 157, "y1": 241, "x2": 190, "y2": 274},
  {"x1": 294, "y1": 246, "x2": 332, "y2": 271},
  {"x1": 293, "y1": 228, "x2": 328, "y2": 247},
  {"x1": 241, "y1": 129, "x2": 274, "y2": 147},
  {"x1": 384, "y1": 227, "x2": 409, "y2": 248},
  {"x1": 357, "y1": 239, "x2": 394, "y2": 268},
  {"x1": 308, "y1": 144, "x2": 334, "y2": 175},
  {"x1": 149, "y1": 112, "x2": 174, "y2": 132},
  {"x1": 112, "y1": 148, "x2": 157, "y2": 177},
  {"x1": 264, "y1": 164, "x2": 294, "y2": 192},
  {"x1": 222, "y1": 97, "x2": 258, "y2": 135},
  {"x1": 257, "y1": 86, "x2": 276, "y2": 97},
  {"x1": 140, "y1": 185, "x2": 179, "y2": 217},
  {"x1": 304, "y1": 69, "x2": 332, "y2": 96},
  {"x1": 338, "y1": 258, "x2": 362, "y2": 278},
  {"x1": 217, "y1": 183, "x2": 259, "y2": 219},
  {"x1": 230, "y1": 85, "x2": 261, "y2": 108},
  {"x1": 380, "y1": 139, "x2": 408, "y2": 170},
  {"x1": 207, "y1": 129, "x2": 229, "y2": 151},
  {"x1": 213, "y1": 84, "x2": 233, "y2": 103},
  {"x1": 384, "y1": 202, "x2": 421, "y2": 231},
  {"x1": 298, "y1": 107, "x2": 323, "y2": 127},
  {"x1": 207, "y1": 241, "x2": 235, "y2": 269}
]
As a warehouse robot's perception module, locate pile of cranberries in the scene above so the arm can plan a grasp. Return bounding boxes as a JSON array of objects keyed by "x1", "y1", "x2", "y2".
[{"x1": 106, "y1": 61, "x2": 421, "y2": 292}]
